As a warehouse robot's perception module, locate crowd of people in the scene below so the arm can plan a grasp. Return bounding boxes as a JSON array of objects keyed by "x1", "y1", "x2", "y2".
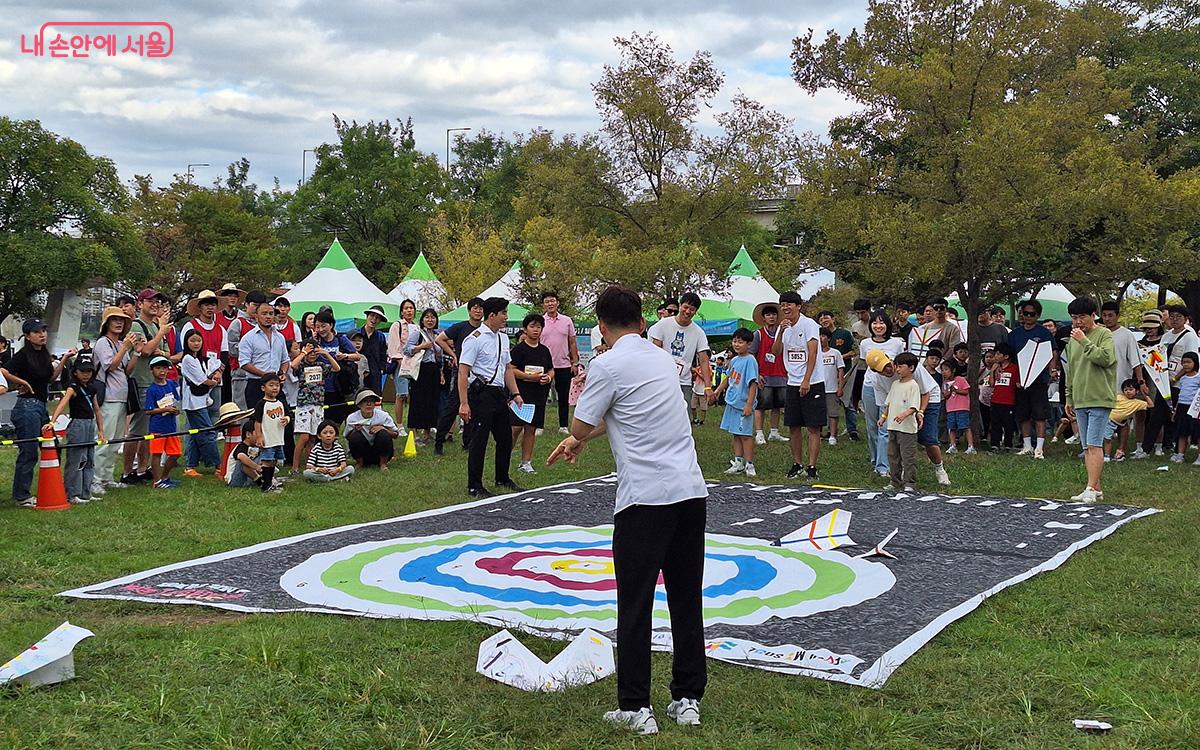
[{"x1": 2, "y1": 279, "x2": 1198, "y2": 507}]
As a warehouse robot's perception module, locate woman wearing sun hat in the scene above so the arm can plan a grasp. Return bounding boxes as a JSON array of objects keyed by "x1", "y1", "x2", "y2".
[
  {"x1": 91, "y1": 306, "x2": 140, "y2": 490},
  {"x1": 344, "y1": 389, "x2": 400, "y2": 470},
  {"x1": 1134, "y1": 310, "x2": 1172, "y2": 458}
]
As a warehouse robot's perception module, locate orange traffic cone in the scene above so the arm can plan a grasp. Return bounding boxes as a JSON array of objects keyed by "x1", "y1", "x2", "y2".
[
  {"x1": 219, "y1": 422, "x2": 242, "y2": 481},
  {"x1": 36, "y1": 427, "x2": 70, "y2": 512}
]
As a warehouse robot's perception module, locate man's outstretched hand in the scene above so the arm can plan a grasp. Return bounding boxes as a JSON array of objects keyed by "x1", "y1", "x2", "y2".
[{"x1": 547, "y1": 435, "x2": 584, "y2": 465}]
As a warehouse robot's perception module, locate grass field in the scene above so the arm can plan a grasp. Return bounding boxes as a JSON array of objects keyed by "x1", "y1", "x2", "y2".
[{"x1": 1, "y1": 407, "x2": 1198, "y2": 750}]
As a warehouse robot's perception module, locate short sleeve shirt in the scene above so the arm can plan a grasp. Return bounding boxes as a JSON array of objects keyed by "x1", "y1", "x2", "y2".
[
  {"x1": 649, "y1": 317, "x2": 710, "y2": 386},
  {"x1": 144, "y1": 380, "x2": 180, "y2": 435},
  {"x1": 445, "y1": 321, "x2": 482, "y2": 359},
  {"x1": 511, "y1": 342, "x2": 554, "y2": 403},
  {"x1": 298, "y1": 357, "x2": 334, "y2": 408},
  {"x1": 540, "y1": 312, "x2": 575, "y2": 369},
  {"x1": 779, "y1": 315, "x2": 822, "y2": 386},
  {"x1": 724, "y1": 354, "x2": 759, "y2": 411},
  {"x1": 460, "y1": 326, "x2": 511, "y2": 387}
]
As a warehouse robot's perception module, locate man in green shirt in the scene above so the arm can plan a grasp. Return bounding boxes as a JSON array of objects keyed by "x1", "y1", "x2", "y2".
[{"x1": 1063, "y1": 297, "x2": 1116, "y2": 503}]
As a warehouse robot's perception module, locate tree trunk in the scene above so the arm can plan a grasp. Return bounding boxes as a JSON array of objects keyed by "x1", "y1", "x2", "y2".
[{"x1": 1177, "y1": 280, "x2": 1200, "y2": 318}]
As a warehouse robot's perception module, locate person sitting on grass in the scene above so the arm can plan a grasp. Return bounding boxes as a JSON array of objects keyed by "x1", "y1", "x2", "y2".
[
  {"x1": 344, "y1": 389, "x2": 399, "y2": 471},
  {"x1": 304, "y1": 420, "x2": 355, "y2": 482},
  {"x1": 712, "y1": 327, "x2": 759, "y2": 477},
  {"x1": 144, "y1": 356, "x2": 183, "y2": 489},
  {"x1": 251, "y1": 374, "x2": 291, "y2": 489},
  {"x1": 45, "y1": 354, "x2": 105, "y2": 504},
  {"x1": 227, "y1": 419, "x2": 276, "y2": 491},
  {"x1": 1105, "y1": 379, "x2": 1153, "y2": 462}
]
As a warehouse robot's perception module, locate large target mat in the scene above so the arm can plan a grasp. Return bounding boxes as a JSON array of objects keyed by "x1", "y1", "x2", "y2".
[{"x1": 61, "y1": 477, "x2": 1157, "y2": 687}]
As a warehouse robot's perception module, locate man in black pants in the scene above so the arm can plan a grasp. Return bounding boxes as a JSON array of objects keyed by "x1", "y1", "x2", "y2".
[
  {"x1": 458, "y1": 298, "x2": 524, "y2": 497},
  {"x1": 549, "y1": 285, "x2": 709, "y2": 736},
  {"x1": 539, "y1": 291, "x2": 580, "y2": 435},
  {"x1": 435, "y1": 297, "x2": 484, "y2": 455}
]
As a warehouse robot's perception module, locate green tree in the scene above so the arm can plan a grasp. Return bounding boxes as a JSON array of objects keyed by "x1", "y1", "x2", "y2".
[
  {"x1": 284, "y1": 116, "x2": 445, "y2": 288},
  {"x1": 450, "y1": 130, "x2": 525, "y2": 231},
  {"x1": 0, "y1": 117, "x2": 148, "y2": 321},
  {"x1": 423, "y1": 209, "x2": 516, "y2": 308}
]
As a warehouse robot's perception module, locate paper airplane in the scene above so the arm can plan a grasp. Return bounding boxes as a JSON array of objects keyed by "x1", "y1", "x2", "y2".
[
  {"x1": 1017, "y1": 339, "x2": 1053, "y2": 388},
  {"x1": 477, "y1": 628, "x2": 614, "y2": 692},
  {"x1": 776, "y1": 509, "x2": 855, "y2": 550},
  {"x1": 1141, "y1": 344, "x2": 1172, "y2": 399},
  {"x1": 855, "y1": 529, "x2": 899, "y2": 559},
  {"x1": 0, "y1": 622, "x2": 94, "y2": 689}
]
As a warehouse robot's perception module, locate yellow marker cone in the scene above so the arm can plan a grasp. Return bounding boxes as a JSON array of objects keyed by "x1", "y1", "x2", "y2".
[{"x1": 403, "y1": 431, "x2": 417, "y2": 458}]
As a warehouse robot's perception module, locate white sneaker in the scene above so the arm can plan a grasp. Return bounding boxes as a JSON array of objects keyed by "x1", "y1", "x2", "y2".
[
  {"x1": 16, "y1": 496, "x2": 37, "y2": 508},
  {"x1": 946, "y1": 445, "x2": 958, "y2": 454},
  {"x1": 724, "y1": 459, "x2": 746, "y2": 475},
  {"x1": 1131, "y1": 448, "x2": 1148, "y2": 459},
  {"x1": 68, "y1": 496, "x2": 90, "y2": 505},
  {"x1": 518, "y1": 461, "x2": 536, "y2": 474},
  {"x1": 1033, "y1": 448, "x2": 1044, "y2": 460},
  {"x1": 1192, "y1": 455, "x2": 1200, "y2": 466},
  {"x1": 666, "y1": 698, "x2": 701, "y2": 726},
  {"x1": 398, "y1": 425, "x2": 408, "y2": 437},
  {"x1": 744, "y1": 462, "x2": 757, "y2": 477},
  {"x1": 1170, "y1": 453, "x2": 1185, "y2": 463},
  {"x1": 1069, "y1": 487, "x2": 1100, "y2": 503},
  {"x1": 1050, "y1": 436, "x2": 1059, "y2": 443},
  {"x1": 1154, "y1": 446, "x2": 1165, "y2": 456},
  {"x1": 1064, "y1": 435, "x2": 1079, "y2": 445},
  {"x1": 934, "y1": 465, "x2": 951, "y2": 486},
  {"x1": 964, "y1": 447, "x2": 976, "y2": 455},
  {"x1": 827, "y1": 436, "x2": 837, "y2": 446},
  {"x1": 90, "y1": 482, "x2": 107, "y2": 496},
  {"x1": 1103, "y1": 456, "x2": 1111, "y2": 463},
  {"x1": 535, "y1": 428, "x2": 544, "y2": 436},
  {"x1": 603, "y1": 707, "x2": 658, "y2": 736},
  {"x1": 768, "y1": 431, "x2": 788, "y2": 443},
  {"x1": 1016, "y1": 446, "x2": 1034, "y2": 456},
  {"x1": 754, "y1": 432, "x2": 766, "y2": 445},
  {"x1": 559, "y1": 427, "x2": 571, "y2": 436}
]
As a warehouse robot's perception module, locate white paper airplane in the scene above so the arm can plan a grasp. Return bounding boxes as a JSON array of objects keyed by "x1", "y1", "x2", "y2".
[
  {"x1": 0, "y1": 622, "x2": 94, "y2": 689},
  {"x1": 855, "y1": 529, "x2": 899, "y2": 559},
  {"x1": 777, "y1": 509, "x2": 855, "y2": 550},
  {"x1": 1141, "y1": 343, "x2": 1172, "y2": 399},
  {"x1": 476, "y1": 628, "x2": 614, "y2": 692},
  {"x1": 1017, "y1": 339, "x2": 1054, "y2": 388}
]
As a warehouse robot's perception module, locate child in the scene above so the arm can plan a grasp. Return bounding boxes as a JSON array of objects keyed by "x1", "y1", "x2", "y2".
[
  {"x1": 228, "y1": 419, "x2": 266, "y2": 489},
  {"x1": 46, "y1": 355, "x2": 104, "y2": 504},
  {"x1": 712, "y1": 328, "x2": 759, "y2": 476},
  {"x1": 989, "y1": 343, "x2": 1018, "y2": 452},
  {"x1": 251, "y1": 374, "x2": 291, "y2": 490},
  {"x1": 290, "y1": 339, "x2": 341, "y2": 474},
  {"x1": 510, "y1": 313, "x2": 554, "y2": 474},
  {"x1": 144, "y1": 356, "x2": 182, "y2": 489},
  {"x1": 344, "y1": 389, "x2": 399, "y2": 470},
  {"x1": 978, "y1": 349, "x2": 995, "y2": 443},
  {"x1": 689, "y1": 367, "x2": 709, "y2": 425},
  {"x1": 349, "y1": 331, "x2": 371, "y2": 392},
  {"x1": 952, "y1": 342, "x2": 969, "y2": 377},
  {"x1": 713, "y1": 355, "x2": 729, "y2": 395},
  {"x1": 819, "y1": 329, "x2": 845, "y2": 445},
  {"x1": 879, "y1": 352, "x2": 923, "y2": 490},
  {"x1": 940, "y1": 361, "x2": 975, "y2": 454},
  {"x1": 1106, "y1": 379, "x2": 1153, "y2": 461},
  {"x1": 304, "y1": 420, "x2": 355, "y2": 482},
  {"x1": 179, "y1": 330, "x2": 223, "y2": 477},
  {"x1": 1170, "y1": 352, "x2": 1200, "y2": 463}
]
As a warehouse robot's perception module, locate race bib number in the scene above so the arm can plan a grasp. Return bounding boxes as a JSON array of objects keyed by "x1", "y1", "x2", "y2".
[
  {"x1": 304, "y1": 366, "x2": 323, "y2": 385},
  {"x1": 997, "y1": 372, "x2": 1012, "y2": 387},
  {"x1": 524, "y1": 365, "x2": 545, "y2": 376},
  {"x1": 764, "y1": 353, "x2": 776, "y2": 364},
  {"x1": 822, "y1": 353, "x2": 837, "y2": 367},
  {"x1": 787, "y1": 350, "x2": 806, "y2": 365}
]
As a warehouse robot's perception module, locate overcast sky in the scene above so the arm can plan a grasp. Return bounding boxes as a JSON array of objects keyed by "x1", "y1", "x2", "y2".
[{"x1": 1, "y1": 2, "x2": 865, "y2": 191}]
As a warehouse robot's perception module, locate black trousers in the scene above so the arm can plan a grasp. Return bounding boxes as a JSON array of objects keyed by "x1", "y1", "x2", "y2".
[
  {"x1": 324, "y1": 391, "x2": 353, "y2": 426},
  {"x1": 436, "y1": 386, "x2": 472, "y2": 449},
  {"x1": 347, "y1": 430, "x2": 395, "y2": 466},
  {"x1": 244, "y1": 379, "x2": 264, "y2": 411},
  {"x1": 1141, "y1": 391, "x2": 1173, "y2": 454},
  {"x1": 612, "y1": 497, "x2": 708, "y2": 711},
  {"x1": 553, "y1": 367, "x2": 573, "y2": 427},
  {"x1": 466, "y1": 386, "x2": 513, "y2": 489},
  {"x1": 990, "y1": 404, "x2": 1015, "y2": 449}
]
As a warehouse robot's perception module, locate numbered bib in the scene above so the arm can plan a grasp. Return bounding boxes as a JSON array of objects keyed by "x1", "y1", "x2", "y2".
[
  {"x1": 304, "y1": 366, "x2": 323, "y2": 384},
  {"x1": 787, "y1": 350, "x2": 806, "y2": 365},
  {"x1": 764, "y1": 353, "x2": 776, "y2": 364}
]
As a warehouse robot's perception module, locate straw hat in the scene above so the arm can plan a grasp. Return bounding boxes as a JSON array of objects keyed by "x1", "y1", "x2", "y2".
[
  {"x1": 363, "y1": 305, "x2": 389, "y2": 323},
  {"x1": 218, "y1": 283, "x2": 247, "y2": 305},
  {"x1": 752, "y1": 301, "x2": 781, "y2": 328},
  {"x1": 100, "y1": 306, "x2": 132, "y2": 334},
  {"x1": 185, "y1": 290, "x2": 220, "y2": 318},
  {"x1": 214, "y1": 402, "x2": 254, "y2": 429}
]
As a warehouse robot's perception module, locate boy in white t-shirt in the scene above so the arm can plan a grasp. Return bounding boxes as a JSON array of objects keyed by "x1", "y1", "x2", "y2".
[
  {"x1": 772, "y1": 292, "x2": 825, "y2": 481},
  {"x1": 819, "y1": 329, "x2": 845, "y2": 446}
]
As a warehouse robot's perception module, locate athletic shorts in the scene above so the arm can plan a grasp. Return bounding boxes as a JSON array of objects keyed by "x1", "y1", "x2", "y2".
[
  {"x1": 946, "y1": 410, "x2": 970, "y2": 432},
  {"x1": 784, "y1": 382, "x2": 827, "y2": 428},
  {"x1": 918, "y1": 402, "x2": 942, "y2": 446},
  {"x1": 1015, "y1": 381, "x2": 1051, "y2": 423},
  {"x1": 149, "y1": 435, "x2": 182, "y2": 456},
  {"x1": 824, "y1": 391, "x2": 841, "y2": 417},
  {"x1": 510, "y1": 399, "x2": 547, "y2": 429},
  {"x1": 294, "y1": 405, "x2": 324, "y2": 436},
  {"x1": 756, "y1": 384, "x2": 787, "y2": 411},
  {"x1": 720, "y1": 405, "x2": 754, "y2": 436}
]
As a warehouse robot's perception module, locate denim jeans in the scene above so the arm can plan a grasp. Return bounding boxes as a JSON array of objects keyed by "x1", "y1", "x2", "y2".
[
  {"x1": 185, "y1": 407, "x2": 220, "y2": 469},
  {"x1": 861, "y1": 384, "x2": 888, "y2": 474},
  {"x1": 65, "y1": 418, "x2": 96, "y2": 499},
  {"x1": 11, "y1": 398, "x2": 48, "y2": 500}
]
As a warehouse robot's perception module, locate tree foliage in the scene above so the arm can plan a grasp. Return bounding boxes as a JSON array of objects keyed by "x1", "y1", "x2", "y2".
[
  {"x1": 449, "y1": 130, "x2": 525, "y2": 232},
  {"x1": 0, "y1": 117, "x2": 149, "y2": 321},
  {"x1": 423, "y1": 208, "x2": 516, "y2": 308}
]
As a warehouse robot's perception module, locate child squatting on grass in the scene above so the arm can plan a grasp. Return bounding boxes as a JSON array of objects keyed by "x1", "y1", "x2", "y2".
[{"x1": 711, "y1": 328, "x2": 759, "y2": 477}]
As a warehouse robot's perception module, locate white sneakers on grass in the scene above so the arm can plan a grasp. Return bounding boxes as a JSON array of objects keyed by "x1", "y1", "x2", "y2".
[
  {"x1": 518, "y1": 461, "x2": 536, "y2": 474},
  {"x1": 827, "y1": 435, "x2": 837, "y2": 446},
  {"x1": 1033, "y1": 447, "x2": 1044, "y2": 460},
  {"x1": 933, "y1": 464, "x2": 951, "y2": 486},
  {"x1": 603, "y1": 707, "x2": 659, "y2": 735},
  {"x1": 768, "y1": 430, "x2": 787, "y2": 443},
  {"x1": 1070, "y1": 486, "x2": 1104, "y2": 503},
  {"x1": 666, "y1": 698, "x2": 701, "y2": 726},
  {"x1": 754, "y1": 431, "x2": 766, "y2": 445},
  {"x1": 1016, "y1": 446, "x2": 1034, "y2": 456}
]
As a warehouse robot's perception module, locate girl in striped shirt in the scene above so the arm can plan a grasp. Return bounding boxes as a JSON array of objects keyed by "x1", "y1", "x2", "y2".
[{"x1": 303, "y1": 420, "x2": 354, "y2": 482}]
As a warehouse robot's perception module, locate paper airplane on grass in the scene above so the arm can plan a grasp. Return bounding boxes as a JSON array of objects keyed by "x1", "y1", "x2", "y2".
[
  {"x1": 855, "y1": 529, "x2": 899, "y2": 559},
  {"x1": 0, "y1": 622, "x2": 94, "y2": 689},
  {"x1": 1017, "y1": 340, "x2": 1054, "y2": 388},
  {"x1": 776, "y1": 509, "x2": 855, "y2": 550},
  {"x1": 477, "y1": 628, "x2": 614, "y2": 692}
]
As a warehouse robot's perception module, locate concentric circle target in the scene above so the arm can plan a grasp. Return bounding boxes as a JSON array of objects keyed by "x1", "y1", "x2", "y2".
[{"x1": 279, "y1": 526, "x2": 895, "y2": 629}]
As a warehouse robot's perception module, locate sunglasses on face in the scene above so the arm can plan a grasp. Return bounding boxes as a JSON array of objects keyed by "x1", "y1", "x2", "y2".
[
  {"x1": 666, "y1": 308, "x2": 679, "y2": 315},
  {"x1": 1020, "y1": 310, "x2": 1037, "y2": 317},
  {"x1": 932, "y1": 305, "x2": 947, "y2": 311}
]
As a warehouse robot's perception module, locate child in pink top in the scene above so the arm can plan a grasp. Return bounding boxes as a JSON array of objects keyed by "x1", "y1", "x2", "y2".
[{"x1": 940, "y1": 361, "x2": 975, "y2": 453}]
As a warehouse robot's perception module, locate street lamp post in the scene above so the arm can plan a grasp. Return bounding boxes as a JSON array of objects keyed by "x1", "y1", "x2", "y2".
[
  {"x1": 301, "y1": 149, "x2": 316, "y2": 185},
  {"x1": 185, "y1": 163, "x2": 210, "y2": 183},
  {"x1": 445, "y1": 127, "x2": 471, "y2": 172}
]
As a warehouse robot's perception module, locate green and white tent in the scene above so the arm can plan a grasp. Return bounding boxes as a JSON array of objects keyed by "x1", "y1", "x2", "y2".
[
  {"x1": 389, "y1": 251, "x2": 447, "y2": 311},
  {"x1": 441, "y1": 261, "x2": 531, "y2": 323},
  {"x1": 287, "y1": 239, "x2": 400, "y2": 321},
  {"x1": 695, "y1": 246, "x2": 780, "y2": 335}
]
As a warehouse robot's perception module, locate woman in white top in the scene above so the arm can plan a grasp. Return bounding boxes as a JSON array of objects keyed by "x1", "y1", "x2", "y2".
[
  {"x1": 403, "y1": 308, "x2": 444, "y2": 444},
  {"x1": 858, "y1": 311, "x2": 906, "y2": 476},
  {"x1": 179, "y1": 329, "x2": 225, "y2": 473},
  {"x1": 386, "y1": 299, "x2": 417, "y2": 431},
  {"x1": 344, "y1": 390, "x2": 399, "y2": 469}
]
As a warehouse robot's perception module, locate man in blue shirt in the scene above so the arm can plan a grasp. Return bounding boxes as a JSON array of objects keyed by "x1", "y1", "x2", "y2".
[
  {"x1": 238, "y1": 301, "x2": 290, "y2": 410},
  {"x1": 1007, "y1": 299, "x2": 1059, "y2": 459}
]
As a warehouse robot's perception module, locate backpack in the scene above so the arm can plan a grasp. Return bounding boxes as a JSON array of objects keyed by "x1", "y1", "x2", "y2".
[{"x1": 333, "y1": 335, "x2": 360, "y2": 396}]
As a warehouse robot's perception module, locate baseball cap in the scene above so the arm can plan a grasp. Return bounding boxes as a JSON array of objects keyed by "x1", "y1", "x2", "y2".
[
  {"x1": 149, "y1": 356, "x2": 172, "y2": 368},
  {"x1": 137, "y1": 288, "x2": 169, "y2": 303},
  {"x1": 21, "y1": 319, "x2": 48, "y2": 335}
]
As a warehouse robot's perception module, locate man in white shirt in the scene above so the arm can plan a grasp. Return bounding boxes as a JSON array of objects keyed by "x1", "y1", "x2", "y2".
[
  {"x1": 1163, "y1": 305, "x2": 1199, "y2": 380},
  {"x1": 648, "y1": 292, "x2": 712, "y2": 405},
  {"x1": 458, "y1": 297, "x2": 524, "y2": 498},
  {"x1": 772, "y1": 291, "x2": 825, "y2": 480},
  {"x1": 549, "y1": 285, "x2": 707, "y2": 736}
]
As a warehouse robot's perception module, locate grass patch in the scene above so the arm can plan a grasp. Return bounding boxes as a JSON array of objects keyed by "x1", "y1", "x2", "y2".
[{"x1": 1, "y1": 411, "x2": 1198, "y2": 749}]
